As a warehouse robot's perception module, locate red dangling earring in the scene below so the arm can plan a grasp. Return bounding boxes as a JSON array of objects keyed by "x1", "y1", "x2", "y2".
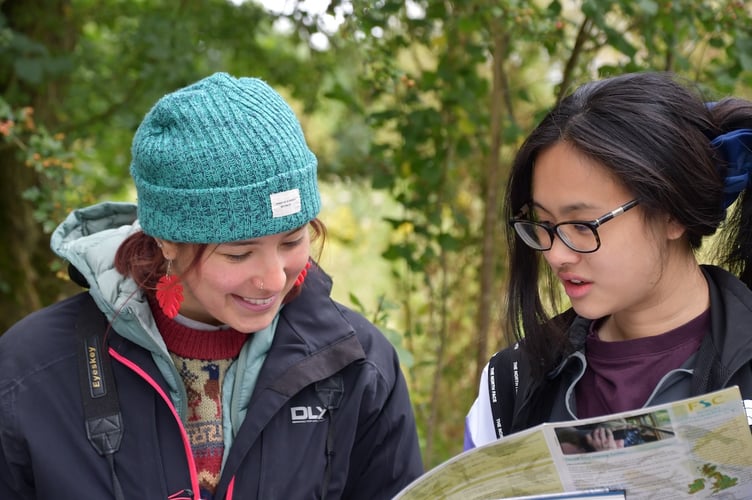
[
  {"x1": 294, "y1": 261, "x2": 312, "y2": 287},
  {"x1": 156, "y1": 259, "x2": 184, "y2": 319}
]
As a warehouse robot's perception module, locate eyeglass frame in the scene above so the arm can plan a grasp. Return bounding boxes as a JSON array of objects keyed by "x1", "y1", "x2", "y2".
[{"x1": 509, "y1": 199, "x2": 640, "y2": 254}]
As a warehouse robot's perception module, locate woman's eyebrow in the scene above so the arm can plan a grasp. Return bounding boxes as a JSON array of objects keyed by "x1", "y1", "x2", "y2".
[
  {"x1": 221, "y1": 227, "x2": 306, "y2": 246},
  {"x1": 222, "y1": 240, "x2": 260, "y2": 247},
  {"x1": 530, "y1": 200, "x2": 599, "y2": 217}
]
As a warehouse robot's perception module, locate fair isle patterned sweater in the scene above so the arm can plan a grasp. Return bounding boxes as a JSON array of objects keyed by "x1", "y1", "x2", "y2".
[{"x1": 151, "y1": 300, "x2": 248, "y2": 498}]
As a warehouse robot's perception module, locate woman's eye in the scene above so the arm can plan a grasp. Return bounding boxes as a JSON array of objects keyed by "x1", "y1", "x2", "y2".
[
  {"x1": 283, "y1": 237, "x2": 303, "y2": 248},
  {"x1": 225, "y1": 253, "x2": 250, "y2": 262}
]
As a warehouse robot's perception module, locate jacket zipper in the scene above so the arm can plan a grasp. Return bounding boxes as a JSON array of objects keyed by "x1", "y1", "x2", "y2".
[{"x1": 109, "y1": 348, "x2": 202, "y2": 500}]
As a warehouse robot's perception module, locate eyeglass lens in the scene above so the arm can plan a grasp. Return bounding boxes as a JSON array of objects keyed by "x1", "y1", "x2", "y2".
[
  {"x1": 514, "y1": 222, "x2": 598, "y2": 252},
  {"x1": 557, "y1": 223, "x2": 598, "y2": 251}
]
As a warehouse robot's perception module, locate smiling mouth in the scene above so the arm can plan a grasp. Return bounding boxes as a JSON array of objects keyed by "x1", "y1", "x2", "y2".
[{"x1": 242, "y1": 296, "x2": 274, "y2": 306}]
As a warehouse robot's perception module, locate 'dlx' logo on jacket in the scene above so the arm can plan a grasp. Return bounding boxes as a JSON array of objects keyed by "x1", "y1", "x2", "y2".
[{"x1": 291, "y1": 406, "x2": 328, "y2": 423}]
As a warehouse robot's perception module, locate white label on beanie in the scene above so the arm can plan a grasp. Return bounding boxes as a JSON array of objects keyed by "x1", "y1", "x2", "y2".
[{"x1": 270, "y1": 189, "x2": 302, "y2": 218}]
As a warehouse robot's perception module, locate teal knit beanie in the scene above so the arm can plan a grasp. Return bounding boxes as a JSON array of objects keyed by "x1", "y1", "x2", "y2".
[{"x1": 130, "y1": 72, "x2": 321, "y2": 243}]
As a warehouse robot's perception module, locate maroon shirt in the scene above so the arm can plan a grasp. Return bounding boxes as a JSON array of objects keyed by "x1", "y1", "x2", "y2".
[{"x1": 576, "y1": 309, "x2": 709, "y2": 418}]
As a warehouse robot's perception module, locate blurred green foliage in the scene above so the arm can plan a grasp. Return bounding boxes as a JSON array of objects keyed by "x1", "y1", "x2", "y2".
[{"x1": 1, "y1": 0, "x2": 751, "y2": 469}]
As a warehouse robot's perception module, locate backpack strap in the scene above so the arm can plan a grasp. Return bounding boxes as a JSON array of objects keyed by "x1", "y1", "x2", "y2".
[
  {"x1": 75, "y1": 295, "x2": 125, "y2": 500},
  {"x1": 487, "y1": 346, "x2": 522, "y2": 438}
]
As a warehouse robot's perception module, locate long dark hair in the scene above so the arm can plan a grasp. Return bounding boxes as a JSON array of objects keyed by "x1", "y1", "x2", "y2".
[{"x1": 504, "y1": 71, "x2": 752, "y2": 377}]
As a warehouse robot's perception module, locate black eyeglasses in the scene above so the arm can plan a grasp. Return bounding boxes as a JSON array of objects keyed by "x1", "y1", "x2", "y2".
[{"x1": 510, "y1": 199, "x2": 639, "y2": 253}]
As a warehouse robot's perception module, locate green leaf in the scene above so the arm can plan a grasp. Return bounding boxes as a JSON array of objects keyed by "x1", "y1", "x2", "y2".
[{"x1": 14, "y1": 58, "x2": 45, "y2": 84}]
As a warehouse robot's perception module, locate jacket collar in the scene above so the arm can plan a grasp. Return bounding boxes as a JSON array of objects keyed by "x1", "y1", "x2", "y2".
[
  {"x1": 693, "y1": 265, "x2": 752, "y2": 392},
  {"x1": 550, "y1": 264, "x2": 752, "y2": 391},
  {"x1": 548, "y1": 315, "x2": 590, "y2": 379},
  {"x1": 256, "y1": 264, "x2": 366, "y2": 398}
]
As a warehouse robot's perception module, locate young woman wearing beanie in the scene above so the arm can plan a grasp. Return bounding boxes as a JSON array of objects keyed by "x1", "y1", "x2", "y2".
[
  {"x1": 0, "y1": 73, "x2": 423, "y2": 500},
  {"x1": 464, "y1": 72, "x2": 752, "y2": 450}
]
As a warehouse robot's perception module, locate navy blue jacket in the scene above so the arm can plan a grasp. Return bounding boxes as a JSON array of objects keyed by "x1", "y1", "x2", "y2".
[{"x1": 0, "y1": 268, "x2": 423, "y2": 499}]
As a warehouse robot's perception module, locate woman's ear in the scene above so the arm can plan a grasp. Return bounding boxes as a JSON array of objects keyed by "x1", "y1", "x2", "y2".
[
  {"x1": 665, "y1": 215, "x2": 687, "y2": 241},
  {"x1": 157, "y1": 239, "x2": 180, "y2": 261}
]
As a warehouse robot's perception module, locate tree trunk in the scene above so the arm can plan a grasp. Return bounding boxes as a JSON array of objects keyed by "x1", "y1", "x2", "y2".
[
  {"x1": 0, "y1": 0, "x2": 79, "y2": 333},
  {"x1": 475, "y1": 27, "x2": 511, "y2": 382}
]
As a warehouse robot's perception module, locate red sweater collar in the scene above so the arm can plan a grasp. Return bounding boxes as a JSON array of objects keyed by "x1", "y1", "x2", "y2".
[{"x1": 149, "y1": 298, "x2": 248, "y2": 360}]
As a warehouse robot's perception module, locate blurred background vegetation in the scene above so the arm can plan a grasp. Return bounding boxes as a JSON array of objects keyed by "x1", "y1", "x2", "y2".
[{"x1": 1, "y1": 0, "x2": 751, "y2": 469}]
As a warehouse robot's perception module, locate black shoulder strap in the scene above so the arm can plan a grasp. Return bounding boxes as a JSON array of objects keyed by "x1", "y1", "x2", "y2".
[
  {"x1": 75, "y1": 295, "x2": 125, "y2": 500},
  {"x1": 487, "y1": 347, "x2": 521, "y2": 439}
]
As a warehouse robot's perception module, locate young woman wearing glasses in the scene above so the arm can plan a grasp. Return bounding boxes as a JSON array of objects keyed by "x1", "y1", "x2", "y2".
[{"x1": 464, "y1": 71, "x2": 752, "y2": 450}]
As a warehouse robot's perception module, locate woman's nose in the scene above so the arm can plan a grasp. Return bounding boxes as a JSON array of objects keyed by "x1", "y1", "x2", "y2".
[
  {"x1": 252, "y1": 256, "x2": 287, "y2": 292},
  {"x1": 251, "y1": 276, "x2": 265, "y2": 290},
  {"x1": 543, "y1": 235, "x2": 581, "y2": 268}
]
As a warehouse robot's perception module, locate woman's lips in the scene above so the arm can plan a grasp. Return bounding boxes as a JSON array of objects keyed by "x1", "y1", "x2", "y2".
[
  {"x1": 234, "y1": 293, "x2": 276, "y2": 312},
  {"x1": 560, "y1": 275, "x2": 592, "y2": 299}
]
